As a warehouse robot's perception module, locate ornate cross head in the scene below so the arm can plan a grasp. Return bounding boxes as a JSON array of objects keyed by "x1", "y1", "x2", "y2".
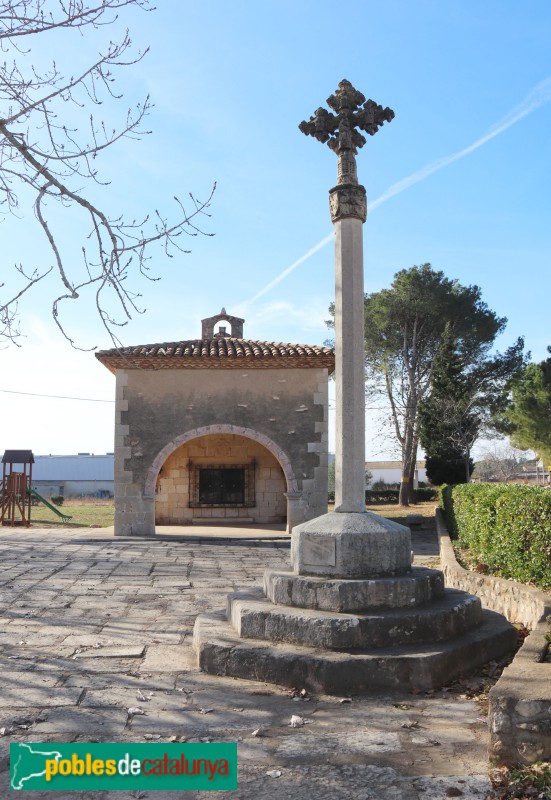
[{"x1": 299, "y1": 79, "x2": 394, "y2": 155}]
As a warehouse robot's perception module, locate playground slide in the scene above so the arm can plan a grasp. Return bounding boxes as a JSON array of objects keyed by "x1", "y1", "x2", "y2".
[{"x1": 30, "y1": 489, "x2": 72, "y2": 523}]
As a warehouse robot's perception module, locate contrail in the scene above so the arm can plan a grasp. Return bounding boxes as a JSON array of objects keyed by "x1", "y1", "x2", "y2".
[
  {"x1": 371, "y1": 74, "x2": 551, "y2": 210},
  {"x1": 237, "y1": 75, "x2": 551, "y2": 311},
  {"x1": 233, "y1": 234, "x2": 333, "y2": 313}
]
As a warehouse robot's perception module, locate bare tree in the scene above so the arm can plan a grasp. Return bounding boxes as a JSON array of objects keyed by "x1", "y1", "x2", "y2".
[
  {"x1": 472, "y1": 442, "x2": 535, "y2": 483},
  {"x1": 0, "y1": 0, "x2": 214, "y2": 347}
]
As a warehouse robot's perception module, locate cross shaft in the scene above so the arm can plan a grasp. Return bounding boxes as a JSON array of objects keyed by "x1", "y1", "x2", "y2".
[{"x1": 299, "y1": 80, "x2": 394, "y2": 512}]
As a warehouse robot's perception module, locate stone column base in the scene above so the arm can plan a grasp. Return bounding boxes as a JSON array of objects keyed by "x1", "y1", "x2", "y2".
[
  {"x1": 290, "y1": 511, "x2": 412, "y2": 578},
  {"x1": 114, "y1": 494, "x2": 155, "y2": 536},
  {"x1": 284, "y1": 491, "x2": 303, "y2": 535}
]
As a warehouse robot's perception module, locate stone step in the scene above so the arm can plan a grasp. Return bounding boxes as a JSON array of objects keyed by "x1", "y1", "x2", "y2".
[
  {"x1": 264, "y1": 566, "x2": 445, "y2": 612},
  {"x1": 193, "y1": 608, "x2": 517, "y2": 694},
  {"x1": 228, "y1": 588, "x2": 483, "y2": 650}
]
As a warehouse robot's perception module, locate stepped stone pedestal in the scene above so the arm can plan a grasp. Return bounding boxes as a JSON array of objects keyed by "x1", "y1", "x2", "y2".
[{"x1": 193, "y1": 512, "x2": 517, "y2": 693}]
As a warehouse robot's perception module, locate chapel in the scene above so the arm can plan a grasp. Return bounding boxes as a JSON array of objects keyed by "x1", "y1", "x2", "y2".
[{"x1": 96, "y1": 309, "x2": 334, "y2": 536}]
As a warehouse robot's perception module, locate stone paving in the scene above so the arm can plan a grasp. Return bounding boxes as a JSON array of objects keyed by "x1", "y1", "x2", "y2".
[{"x1": 0, "y1": 522, "x2": 494, "y2": 798}]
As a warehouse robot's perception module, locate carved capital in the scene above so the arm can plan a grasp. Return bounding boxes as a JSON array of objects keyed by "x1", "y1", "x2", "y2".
[{"x1": 329, "y1": 184, "x2": 367, "y2": 223}]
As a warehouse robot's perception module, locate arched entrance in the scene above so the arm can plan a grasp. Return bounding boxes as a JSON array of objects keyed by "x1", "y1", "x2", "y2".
[{"x1": 145, "y1": 426, "x2": 300, "y2": 529}]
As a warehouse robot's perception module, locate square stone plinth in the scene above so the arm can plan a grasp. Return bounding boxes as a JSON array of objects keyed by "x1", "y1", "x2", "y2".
[{"x1": 291, "y1": 512, "x2": 412, "y2": 579}]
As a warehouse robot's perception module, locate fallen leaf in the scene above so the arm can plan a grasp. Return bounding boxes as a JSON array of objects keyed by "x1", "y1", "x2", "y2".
[
  {"x1": 266, "y1": 770, "x2": 282, "y2": 778},
  {"x1": 251, "y1": 728, "x2": 264, "y2": 737},
  {"x1": 393, "y1": 703, "x2": 413, "y2": 710},
  {"x1": 401, "y1": 721, "x2": 421, "y2": 729},
  {"x1": 198, "y1": 708, "x2": 214, "y2": 715}
]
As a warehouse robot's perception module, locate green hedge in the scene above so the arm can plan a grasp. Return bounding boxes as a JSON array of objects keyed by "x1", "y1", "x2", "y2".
[
  {"x1": 327, "y1": 487, "x2": 439, "y2": 505},
  {"x1": 365, "y1": 487, "x2": 438, "y2": 504},
  {"x1": 414, "y1": 487, "x2": 439, "y2": 502},
  {"x1": 439, "y1": 483, "x2": 551, "y2": 590}
]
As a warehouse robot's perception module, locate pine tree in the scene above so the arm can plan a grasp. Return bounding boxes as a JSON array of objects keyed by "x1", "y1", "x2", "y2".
[
  {"x1": 418, "y1": 325, "x2": 476, "y2": 484},
  {"x1": 419, "y1": 327, "x2": 526, "y2": 485},
  {"x1": 500, "y1": 348, "x2": 551, "y2": 468}
]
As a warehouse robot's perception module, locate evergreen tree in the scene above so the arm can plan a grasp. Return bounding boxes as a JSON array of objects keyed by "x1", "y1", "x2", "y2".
[
  {"x1": 499, "y1": 348, "x2": 551, "y2": 468},
  {"x1": 419, "y1": 327, "x2": 525, "y2": 484},
  {"x1": 327, "y1": 264, "x2": 525, "y2": 503},
  {"x1": 418, "y1": 325, "x2": 476, "y2": 484},
  {"x1": 358, "y1": 264, "x2": 504, "y2": 504}
]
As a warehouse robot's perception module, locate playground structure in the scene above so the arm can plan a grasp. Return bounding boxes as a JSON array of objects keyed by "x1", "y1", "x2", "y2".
[
  {"x1": 1, "y1": 450, "x2": 72, "y2": 526},
  {"x1": 1, "y1": 450, "x2": 34, "y2": 527},
  {"x1": 30, "y1": 488, "x2": 72, "y2": 523}
]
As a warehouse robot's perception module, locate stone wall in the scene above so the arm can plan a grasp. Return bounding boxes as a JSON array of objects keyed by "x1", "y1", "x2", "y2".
[
  {"x1": 155, "y1": 433, "x2": 286, "y2": 524},
  {"x1": 436, "y1": 509, "x2": 551, "y2": 766},
  {"x1": 114, "y1": 367, "x2": 329, "y2": 535}
]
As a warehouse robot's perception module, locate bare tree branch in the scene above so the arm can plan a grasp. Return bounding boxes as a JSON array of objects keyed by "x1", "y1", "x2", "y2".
[{"x1": 0, "y1": 0, "x2": 214, "y2": 346}]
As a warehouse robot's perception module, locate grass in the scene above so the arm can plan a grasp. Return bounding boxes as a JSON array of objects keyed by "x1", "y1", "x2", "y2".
[
  {"x1": 367, "y1": 499, "x2": 436, "y2": 523},
  {"x1": 30, "y1": 498, "x2": 115, "y2": 528},
  {"x1": 328, "y1": 499, "x2": 437, "y2": 522},
  {"x1": 28, "y1": 498, "x2": 437, "y2": 530}
]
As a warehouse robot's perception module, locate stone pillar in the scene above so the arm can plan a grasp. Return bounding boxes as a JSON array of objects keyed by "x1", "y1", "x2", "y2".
[
  {"x1": 113, "y1": 369, "x2": 156, "y2": 537},
  {"x1": 284, "y1": 490, "x2": 303, "y2": 534},
  {"x1": 332, "y1": 198, "x2": 367, "y2": 513}
]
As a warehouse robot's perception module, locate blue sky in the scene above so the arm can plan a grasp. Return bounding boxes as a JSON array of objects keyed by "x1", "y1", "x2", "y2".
[{"x1": 2, "y1": 0, "x2": 550, "y2": 458}]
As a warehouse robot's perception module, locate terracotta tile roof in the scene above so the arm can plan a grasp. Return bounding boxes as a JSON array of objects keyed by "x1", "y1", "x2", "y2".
[{"x1": 95, "y1": 338, "x2": 335, "y2": 374}]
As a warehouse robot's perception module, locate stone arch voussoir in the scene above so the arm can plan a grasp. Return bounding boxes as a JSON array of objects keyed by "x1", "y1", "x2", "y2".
[{"x1": 144, "y1": 425, "x2": 298, "y2": 497}]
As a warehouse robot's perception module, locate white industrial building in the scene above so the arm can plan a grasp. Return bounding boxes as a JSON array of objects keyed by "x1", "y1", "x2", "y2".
[
  {"x1": 365, "y1": 460, "x2": 427, "y2": 488},
  {"x1": 31, "y1": 454, "x2": 114, "y2": 498}
]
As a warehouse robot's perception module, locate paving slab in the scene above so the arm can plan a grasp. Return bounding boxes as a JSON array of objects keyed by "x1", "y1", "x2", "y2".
[
  {"x1": 72, "y1": 645, "x2": 146, "y2": 659},
  {"x1": 0, "y1": 685, "x2": 82, "y2": 707},
  {"x1": 0, "y1": 522, "x2": 495, "y2": 799},
  {"x1": 27, "y1": 707, "x2": 128, "y2": 734}
]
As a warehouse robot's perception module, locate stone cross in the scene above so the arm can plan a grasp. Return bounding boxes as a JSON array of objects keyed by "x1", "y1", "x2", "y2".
[
  {"x1": 300, "y1": 80, "x2": 394, "y2": 513},
  {"x1": 193, "y1": 92, "x2": 515, "y2": 696}
]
